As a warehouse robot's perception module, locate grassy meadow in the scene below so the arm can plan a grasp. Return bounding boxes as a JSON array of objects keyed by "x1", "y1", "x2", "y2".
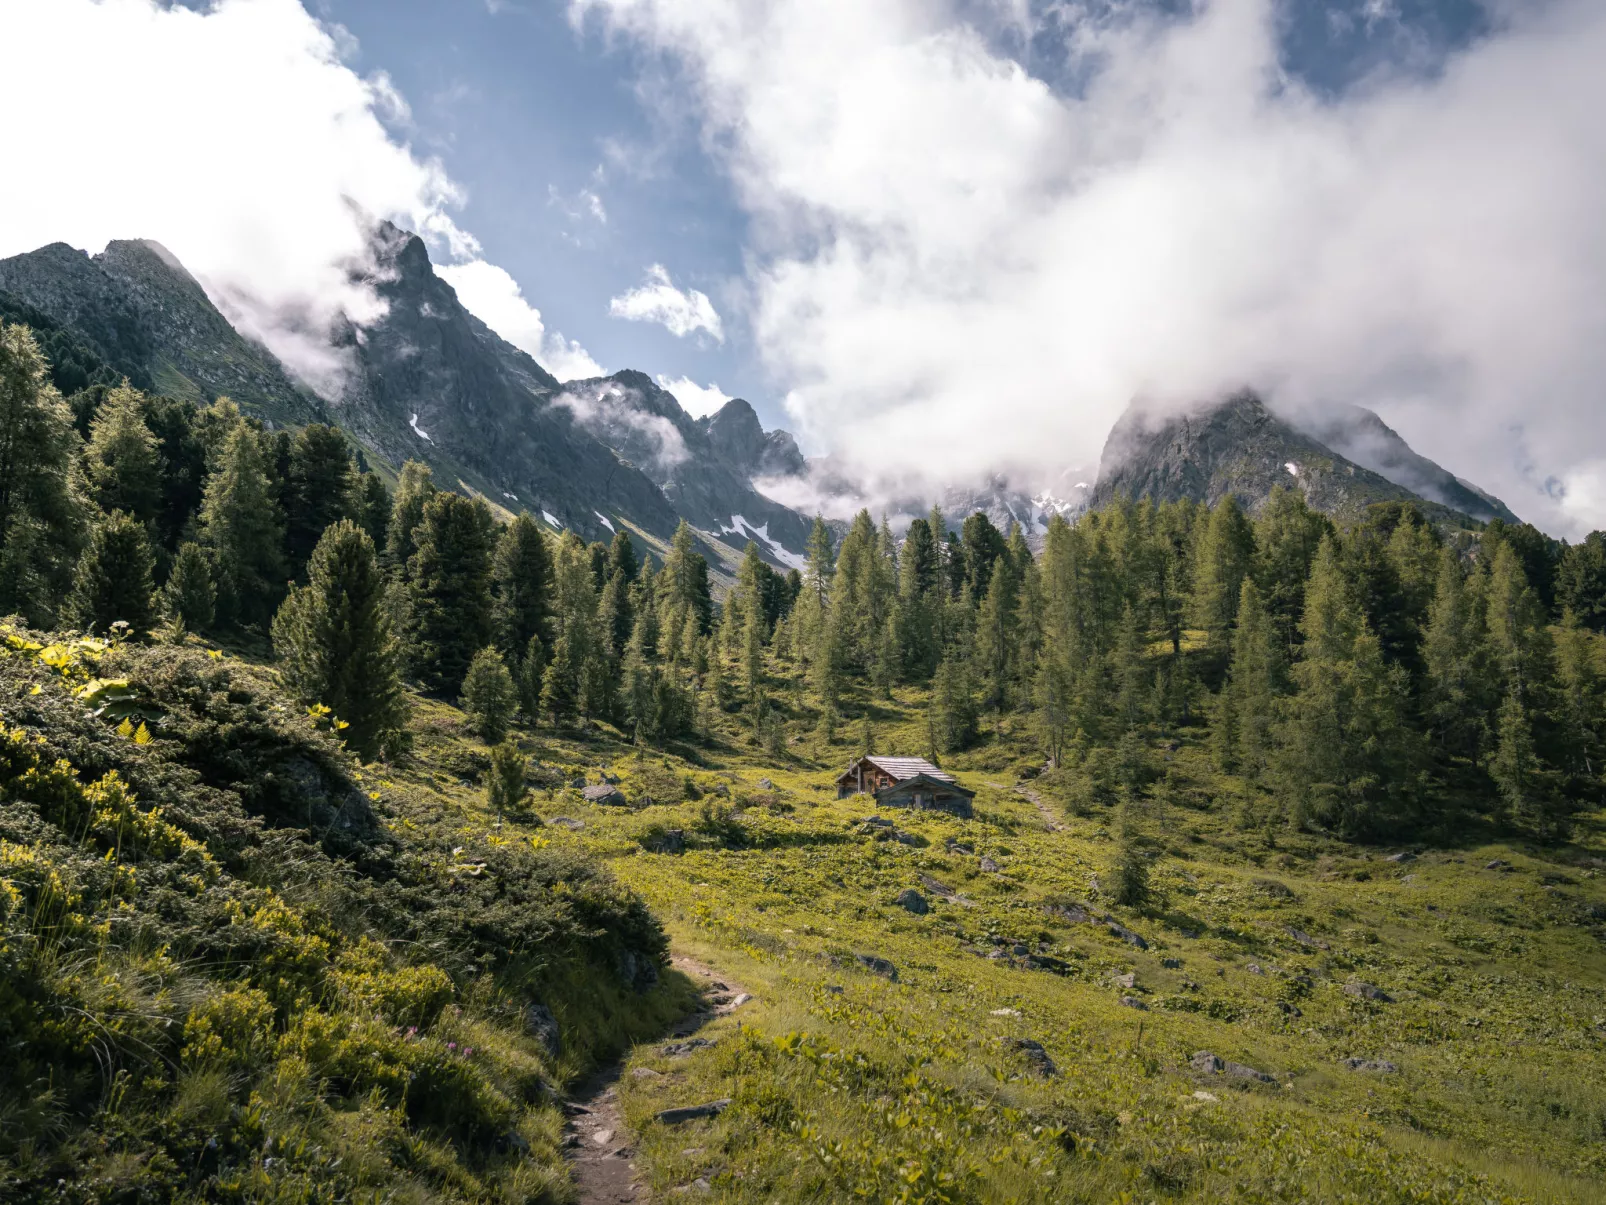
[{"x1": 398, "y1": 669, "x2": 1606, "y2": 1204}]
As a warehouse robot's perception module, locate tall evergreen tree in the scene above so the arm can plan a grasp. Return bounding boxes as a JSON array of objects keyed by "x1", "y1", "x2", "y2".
[
  {"x1": 1558, "y1": 532, "x2": 1606, "y2": 634},
  {"x1": 70, "y1": 511, "x2": 155, "y2": 635},
  {"x1": 973, "y1": 556, "x2": 1018, "y2": 713},
  {"x1": 271, "y1": 519, "x2": 408, "y2": 760},
  {"x1": 284, "y1": 424, "x2": 355, "y2": 577},
  {"x1": 461, "y1": 646, "x2": 517, "y2": 744},
  {"x1": 1274, "y1": 535, "x2": 1417, "y2": 838},
  {"x1": 385, "y1": 460, "x2": 436, "y2": 569},
  {"x1": 353, "y1": 472, "x2": 391, "y2": 552},
  {"x1": 405, "y1": 493, "x2": 496, "y2": 693},
  {"x1": 161, "y1": 541, "x2": 215, "y2": 630},
  {"x1": 84, "y1": 382, "x2": 161, "y2": 525},
  {"x1": 1214, "y1": 579, "x2": 1282, "y2": 779},
  {"x1": 1254, "y1": 485, "x2": 1330, "y2": 655},
  {"x1": 1421, "y1": 548, "x2": 1492, "y2": 761},
  {"x1": 200, "y1": 414, "x2": 285, "y2": 628},
  {"x1": 0, "y1": 323, "x2": 86, "y2": 624},
  {"x1": 491, "y1": 512, "x2": 553, "y2": 662},
  {"x1": 1189, "y1": 493, "x2": 1255, "y2": 677}
]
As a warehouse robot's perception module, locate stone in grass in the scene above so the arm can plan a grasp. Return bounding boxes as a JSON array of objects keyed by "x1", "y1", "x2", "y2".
[
  {"x1": 1118, "y1": 995, "x2": 1148, "y2": 1010},
  {"x1": 662, "y1": 1037, "x2": 716, "y2": 1057},
  {"x1": 1162, "y1": 958, "x2": 1182, "y2": 969},
  {"x1": 856, "y1": 954, "x2": 899, "y2": 981},
  {"x1": 1107, "y1": 922, "x2": 1149, "y2": 951},
  {"x1": 1277, "y1": 1001, "x2": 1303, "y2": 1018},
  {"x1": 1192, "y1": 1050, "x2": 1275, "y2": 1083},
  {"x1": 1014, "y1": 1039, "x2": 1058, "y2": 1077},
  {"x1": 548, "y1": 816, "x2": 585, "y2": 830},
  {"x1": 1343, "y1": 1057, "x2": 1399, "y2": 1073},
  {"x1": 631, "y1": 1067, "x2": 665, "y2": 1080},
  {"x1": 657, "y1": 1100, "x2": 731, "y2": 1125},
  {"x1": 582, "y1": 784, "x2": 627, "y2": 806},
  {"x1": 524, "y1": 1003, "x2": 561, "y2": 1058},
  {"x1": 921, "y1": 874, "x2": 956, "y2": 897},
  {"x1": 1344, "y1": 981, "x2": 1393, "y2": 1003},
  {"x1": 1116, "y1": 972, "x2": 1138, "y2": 989},
  {"x1": 894, "y1": 888, "x2": 929, "y2": 915},
  {"x1": 979, "y1": 856, "x2": 1002, "y2": 873},
  {"x1": 1485, "y1": 859, "x2": 1510, "y2": 870},
  {"x1": 1383, "y1": 851, "x2": 1416, "y2": 863}
]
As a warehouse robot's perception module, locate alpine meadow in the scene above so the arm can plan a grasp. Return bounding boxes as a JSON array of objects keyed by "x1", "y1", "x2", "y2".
[{"x1": 4, "y1": 0, "x2": 1606, "y2": 1202}]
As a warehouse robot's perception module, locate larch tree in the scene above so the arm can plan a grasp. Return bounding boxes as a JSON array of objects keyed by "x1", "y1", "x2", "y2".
[{"x1": 284, "y1": 424, "x2": 356, "y2": 578}]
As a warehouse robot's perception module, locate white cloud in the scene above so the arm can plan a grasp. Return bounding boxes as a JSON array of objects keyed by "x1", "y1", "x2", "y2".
[
  {"x1": 657, "y1": 374, "x2": 732, "y2": 418},
  {"x1": 574, "y1": 0, "x2": 1606, "y2": 537},
  {"x1": 609, "y1": 264, "x2": 724, "y2": 340},
  {"x1": 0, "y1": 0, "x2": 595, "y2": 395},
  {"x1": 439, "y1": 260, "x2": 604, "y2": 380}
]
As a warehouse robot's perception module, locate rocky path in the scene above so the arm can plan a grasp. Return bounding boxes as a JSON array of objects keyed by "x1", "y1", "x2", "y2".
[
  {"x1": 1014, "y1": 783, "x2": 1065, "y2": 832},
  {"x1": 563, "y1": 954, "x2": 748, "y2": 1204}
]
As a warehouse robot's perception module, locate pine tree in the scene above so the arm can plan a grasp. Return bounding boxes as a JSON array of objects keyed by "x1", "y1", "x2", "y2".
[
  {"x1": 487, "y1": 740, "x2": 530, "y2": 819},
  {"x1": 1110, "y1": 800, "x2": 1151, "y2": 908},
  {"x1": 517, "y1": 632, "x2": 547, "y2": 720},
  {"x1": 0, "y1": 322, "x2": 86, "y2": 624},
  {"x1": 353, "y1": 472, "x2": 391, "y2": 551},
  {"x1": 1274, "y1": 535, "x2": 1417, "y2": 838},
  {"x1": 1558, "y1": 532, "x2": 1606, "y2": 633},
  {"x1": 405, "y1": 493, "x2": 496, "y2": 694},
  {"x1": 284, "y1": 424, "x2": 355, "y2": 577},
  {"x1": 1216, "y1": 579, "x2": 1282, "y2": 780},
  {"x1": 461, "y1": 646, "x2": 518, "y2": 744},
  {"x1": 70, "y1": 511, "x2": 155, "y2": 635},
  {"x1": 1111, "y1": 603, "x2": 1149, "y2": 734},
  {"x1": 271, "y1": 520, "x2": 408, "y2": 760},
  {"x1": 200, "y1": 415, "x2": 285, "y2": 628},
  {"x1": 385, "y1": 460, "x2": 436, "y2": 568},
  {"x1": 84, "y1": 382, "x2": 161, "y2": 525},
  {"x1": 1489, "y1": 689, "x2": 1540, "y2": 830},
  {"x1": 491, "y1": 512, "x2": 553, "y2": 661},
  {"x1": 161, "y1": 541, "x2": 215, "y2": 630},
  {"x1": 1421, "y1": 547, "x2": 1492, "y2": 761},
  {"x1": 1254, "y1": 485, "x2": 1330, "y2": 655},
  {"x1": 1189, "y1": 493, "x2": 1255, "y2": 679},
  {"x1": 973, "y1": 556, "x2": 1019, "y2": 714},
  {"x1": 930, "y1": 644, "x2": 978, "y2": 753}
]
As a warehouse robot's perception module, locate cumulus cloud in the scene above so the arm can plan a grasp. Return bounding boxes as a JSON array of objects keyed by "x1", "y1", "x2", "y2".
[
  {"x1": 657, "y1": 374, "x2": 732, "y2": 418},
  {"x1": 609, "y1": 264, "x2": 724, "y2": 340},
  {"x1": 0, "y1": 0, "x2": 595, "y2": 394},
  {"x1": 554, "y1": 379, "x2": 690, "y2": 473},
  {"x1": 438, "y1": 260, "x2": 604, "y2": 380},
  {"x1": 574, "y1": 0, "x2": 1606, "y2": 536}
]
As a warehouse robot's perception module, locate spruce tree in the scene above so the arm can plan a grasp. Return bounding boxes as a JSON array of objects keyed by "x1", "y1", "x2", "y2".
[
  {"x1": 461, "y1": 646, "x2": 518, "y2": 744},
  {"x1": 200, "y1": 414, "x2": 285, "y2": 628},
  {"x1": 271, "y1": 520, "x2": 408, "y2": 760},
  {"x1": 1558, "y1": 532, "x2": 1606, "y2": 633},
  {"x1": 487, "y1": 740, "x2": 530, "y2": 819},
  {"x1": 974, "y1": 556, "x2": 1018, "y2": 713},
  {"x1": 161, "y1": 541, "x2": 215, "y2": 630},
  {"x1": 70, "y1": 511, "x2": 155, "y2": 635},
  {"x1": 84, "y1": 382, "x2": 161, "y2": 525},
  {"x1": 518, "y1": 632, "x2": 547, "y2": 720},
  {"x1": 930, "y1": 644, "x2": 978, "y2": 753},
  {"x1": 284, "y1": 423, "x2": 355, "y2": 577},
  {"x1": 405, "y1": 493, "x2": 496, "y2": 694},
  {"x1": 1421, "y1": 547, "x2": 1492, "y2": 761},
  {"x1": 1254, "y1": 485, "x2": 1330, "y2": 655},
  {"x1": 0, "y1": 322, "x2": 86, "y2": 624},
  {"x1": 1110, "y1": 798, "x2": 1151, "y2": 908}
]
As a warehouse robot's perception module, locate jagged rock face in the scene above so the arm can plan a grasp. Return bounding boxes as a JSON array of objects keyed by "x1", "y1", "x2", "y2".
[
  {"x1": 557, "y1": 370, "x2": 812, "y2": 566},
  {"x1": 1302, "y1": 404, "x2": 1519, "y2": 525},
  {"x1": 334, "y1": 227, "x2": 681, "y2": 544},
  {"x1": 1091, "y1": 391, "x2": 1486, "y2": 523},
  {"x1": 0, "y1": 239, "x2": 319, "y2": 424},
  {"x1": 700, "y1": 398, "x2": 806, "y2": 479}
]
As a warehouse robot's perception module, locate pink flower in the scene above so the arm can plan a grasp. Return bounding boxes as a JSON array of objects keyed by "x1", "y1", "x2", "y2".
[{"x1": 447, "y1": 1042, "x2": 456, "y2": 1050}]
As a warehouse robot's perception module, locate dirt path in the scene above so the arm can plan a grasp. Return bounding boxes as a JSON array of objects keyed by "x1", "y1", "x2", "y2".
[
  {"x1": 1014, "y1": 783, "x2": 1065, "y2": 832},
  {"x1": 562, "y1": 954, "x2": 748, "y2": 1204}
]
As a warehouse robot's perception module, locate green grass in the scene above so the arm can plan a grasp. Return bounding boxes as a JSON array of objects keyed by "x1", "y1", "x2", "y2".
[{"x1": 415, "y1": 674, "x2": 1606, "y2": 1203}]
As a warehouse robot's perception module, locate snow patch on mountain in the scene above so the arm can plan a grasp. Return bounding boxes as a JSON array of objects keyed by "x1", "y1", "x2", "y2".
[
  {"x1": 409, "y1": 413, "x2": 431, "y2": 442},
  {"x1": 720, "y1": 514, "x2": 806, "y2": 571}
]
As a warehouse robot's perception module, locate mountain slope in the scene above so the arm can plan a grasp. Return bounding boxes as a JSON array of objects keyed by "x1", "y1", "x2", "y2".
[
  {"x1": 0, "y1": 239, "x2": 322, "y2": 424},
  {"x1": 555, "y1": 370, "x2": 814, "y2": 566},
  {"x1": 1091, "y1": 391, "x2": 1507, "y2": 525}
]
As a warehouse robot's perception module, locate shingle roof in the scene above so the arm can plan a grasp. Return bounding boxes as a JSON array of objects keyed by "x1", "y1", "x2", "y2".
[{"x1": 861, "y1": 756, "x2": 957, "y2": 785}]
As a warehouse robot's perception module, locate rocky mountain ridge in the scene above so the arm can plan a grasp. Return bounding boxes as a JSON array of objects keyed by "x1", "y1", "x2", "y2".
[{"x1": 1091, "y1": 390, "x2": 1518, "y2": 527}]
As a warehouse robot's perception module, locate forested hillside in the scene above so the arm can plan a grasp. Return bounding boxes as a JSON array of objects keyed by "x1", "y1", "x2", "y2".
[{"x1": 4, "y1": 315, "x2": 1606, "y2": 1202}]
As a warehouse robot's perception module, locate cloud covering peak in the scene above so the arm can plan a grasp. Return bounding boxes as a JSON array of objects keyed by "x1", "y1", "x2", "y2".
[
  {"x1": 0, "y1": 0, "x2": 596, "y2": 393},
  {"x1": 575, "y1": 0, "x2": 1606, "y2": 536}
]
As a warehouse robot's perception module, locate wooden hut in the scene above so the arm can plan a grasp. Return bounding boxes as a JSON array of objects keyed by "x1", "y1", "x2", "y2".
[{"x1": 834, "y1": 755, "x2": 975, "y2": 818}]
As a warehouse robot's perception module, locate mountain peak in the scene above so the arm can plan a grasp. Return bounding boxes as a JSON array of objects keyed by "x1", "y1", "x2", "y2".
[{"x1": 1091, "y1": 390, "x2": 1511, "y2": 526}]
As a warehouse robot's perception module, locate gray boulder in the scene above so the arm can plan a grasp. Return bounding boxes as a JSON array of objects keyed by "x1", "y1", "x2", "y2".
[
  {"x1": 855, "y1": 954, "x2": 898, "y2": 980},
  {"x1": 524, "y1": 1003, "x2": 561, "y2": 1058},
  {"x1": 1344, "y1": 981, "x2": 1393, "y2": 1002},
  {"x1": 656, "y1": 1100, "x2": 730, "y2": 1125},
  {"x1": 1014, "y1": 1039, "x2": 1058, "y2": 1078},
  {"x1": 894, "y1": 889, "x2": 929, "y2": 915},
  {"x1": 583, "y1": 784, "x2": 628, "y2": 806}
]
